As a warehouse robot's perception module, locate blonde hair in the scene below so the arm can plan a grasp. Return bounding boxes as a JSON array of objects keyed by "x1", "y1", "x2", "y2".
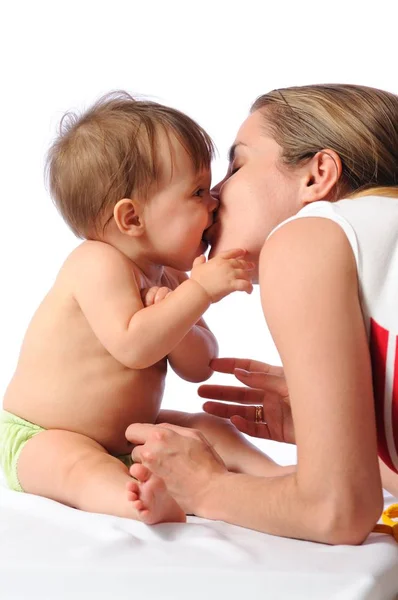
[
  {"x1": 251, "y1": 84, "x2": 398, "y2": 200},
  {"x1": 46, "y1": 92, "x2": 214, "y2": 238}
]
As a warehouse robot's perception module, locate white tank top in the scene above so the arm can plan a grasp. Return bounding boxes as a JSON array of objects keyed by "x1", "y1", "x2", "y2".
[{"x1": 269, "y1": 196, "x2": 398, "y2": 473}]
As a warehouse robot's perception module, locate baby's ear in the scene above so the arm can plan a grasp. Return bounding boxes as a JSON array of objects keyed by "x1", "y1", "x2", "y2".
[
  {"x1": 113, "y1": 199, "x2": 144, "y2": 236},
  {"x1": 302, "y1": 150, "x2": 342, "y2": 205}
]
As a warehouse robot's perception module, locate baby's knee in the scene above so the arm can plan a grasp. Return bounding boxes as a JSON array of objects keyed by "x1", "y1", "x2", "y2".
[{"x1": 187, "y1": 412, "x2": 235, "y2": 437}]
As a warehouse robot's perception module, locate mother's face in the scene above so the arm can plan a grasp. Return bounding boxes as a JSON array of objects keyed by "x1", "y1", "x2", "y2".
[{"x1": 207, "y1": 110, "x2": 304, "y2": 273}]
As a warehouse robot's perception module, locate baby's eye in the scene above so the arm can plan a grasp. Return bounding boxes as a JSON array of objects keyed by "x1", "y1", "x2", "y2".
[{"x1": 193, "y1": 188, "x2": 206, "y2": 198}]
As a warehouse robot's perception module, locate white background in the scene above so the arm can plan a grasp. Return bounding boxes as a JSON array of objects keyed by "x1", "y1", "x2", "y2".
[{"x1": 0, "y1": 0, "x2": 397, "y2": 464}]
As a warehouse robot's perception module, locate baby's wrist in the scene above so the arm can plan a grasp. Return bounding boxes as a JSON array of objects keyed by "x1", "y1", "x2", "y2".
[{"x1": 187, "y1": 277, "x2": 212, "y2": 304}]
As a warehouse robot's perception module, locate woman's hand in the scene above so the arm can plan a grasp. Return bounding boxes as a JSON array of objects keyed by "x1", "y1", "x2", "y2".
[
  {"x1": 198, "y1": 357, "x2": 295, "y2": 444},
  {"x1": 126, "y1": 422, "x2": 228, "y2": 515}
]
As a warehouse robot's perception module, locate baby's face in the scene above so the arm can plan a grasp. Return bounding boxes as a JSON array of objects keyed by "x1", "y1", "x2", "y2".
[{"x1": 142, "y1": 138, "x2": 218, "y2": 272}]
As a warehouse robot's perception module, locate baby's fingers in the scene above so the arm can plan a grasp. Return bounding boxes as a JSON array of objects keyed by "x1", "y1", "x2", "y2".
[
  {"x1": 233, "y1": 279, "x2": 253, "y2": 294},
  {"x1": 229, "y1": 259, "x2": 255, "y2": 270},
  {"x1": 231, "y1": 269, "x2": 253, "y2": 294},
  {"x1": 218, "y1": 248, "x2": 247, "y2": 259},
  {"x1": 154, "y1": 287, "x2": 172, "y2": 303},
  {"x1": 143, "y1": 287, "x2": 159, "y2": 306}
]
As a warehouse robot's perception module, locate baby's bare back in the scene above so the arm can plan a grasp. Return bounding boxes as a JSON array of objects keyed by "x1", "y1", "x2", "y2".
[{"x1": 3, "y1": 261, "x2": 167, "y2": 456}]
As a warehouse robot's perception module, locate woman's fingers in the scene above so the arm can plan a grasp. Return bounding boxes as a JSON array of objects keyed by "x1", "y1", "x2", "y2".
[
  {"x1": 202, "y1": 401, "x2": 257, "y2": 420},
  {"x1": 199, "y1": 373, "x2": 288, "y2": 403},
  {"x1": 209, "y1": 357, "x2": 284, "y2": 377},
  {"x1": 198, "y1": 384, "x2": 264, "y2": 404},
  {"x1": 234, "y1": 371, "x2": 289, "y2": 400},
  {"x1": 230, "y1": 415, "x2": 272, "y2": 439}
]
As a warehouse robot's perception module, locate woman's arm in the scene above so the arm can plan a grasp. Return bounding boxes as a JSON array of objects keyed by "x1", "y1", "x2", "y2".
[
  {"x1": 127, "y1": 218, "x2": 383, "y2": 544},
  {"x1": 252, "y1": 217, "x2": 382, "y2": 541},
  {"x1": 202, "y1": 359, "x2": 398, "y2": 496}
]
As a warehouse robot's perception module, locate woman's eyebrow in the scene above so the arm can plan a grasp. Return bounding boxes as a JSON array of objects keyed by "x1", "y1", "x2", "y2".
[{"x1": 228, "y1": 142, "x2": 246, "y2": 163}]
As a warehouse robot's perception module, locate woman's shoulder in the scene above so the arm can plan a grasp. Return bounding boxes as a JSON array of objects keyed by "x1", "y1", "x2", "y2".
[
  {"x1": 262, "y1": 214, "x2": 354, "y2": 267},
  {"x1": 267, "y1": 200, "x2": 360, "y2": 269},
  {"x1": 260, "y1": 214, "x2": 358, "y2": 307},
  {"x1": 267, "y1": 200, "x2": 352, "y2": 241}
]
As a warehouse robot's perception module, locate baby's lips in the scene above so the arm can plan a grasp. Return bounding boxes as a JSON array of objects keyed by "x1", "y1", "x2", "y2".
[{"x1": 203, "y1": 220, "x2": 220, "y2": 242}]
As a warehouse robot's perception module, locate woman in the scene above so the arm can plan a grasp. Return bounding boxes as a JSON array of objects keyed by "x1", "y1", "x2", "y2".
[{"x1": 126, "y1": 83, "x2": 398, "y2": 545}]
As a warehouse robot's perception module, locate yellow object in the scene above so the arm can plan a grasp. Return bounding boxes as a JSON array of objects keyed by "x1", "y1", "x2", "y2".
[{"x1": 373, "y1": 503, "x2": 398, "y2": 542}]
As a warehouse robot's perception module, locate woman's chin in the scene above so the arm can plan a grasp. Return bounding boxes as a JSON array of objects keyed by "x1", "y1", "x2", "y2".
[
  {"x1": 208, "y1": 241, "x2": 236, "y2": 259},
  {"x1": 208, "y1": 240, "x2": 222, "y2": 258}
]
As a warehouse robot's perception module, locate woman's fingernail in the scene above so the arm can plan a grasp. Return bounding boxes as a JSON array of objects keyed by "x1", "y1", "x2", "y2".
[{"x1": 235, "y1": 368, "x2": 249, "y2": 376}]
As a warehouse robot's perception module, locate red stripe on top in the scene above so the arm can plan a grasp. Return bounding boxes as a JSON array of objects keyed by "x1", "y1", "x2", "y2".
[
  {"x1": 369, "y1": 319, "x2": 396, "y2": 472},
  {"x1": 393, "y1": 336, "x2": 398, "y2": 466}
]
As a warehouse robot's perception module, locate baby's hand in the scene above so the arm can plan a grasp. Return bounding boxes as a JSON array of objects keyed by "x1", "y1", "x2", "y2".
[
  {"x1": 141, "y1": 286, "x2": 172, "y2": 307},
  {"x1": 190, "y1": 249, "x2": 254, "y2": 303}
]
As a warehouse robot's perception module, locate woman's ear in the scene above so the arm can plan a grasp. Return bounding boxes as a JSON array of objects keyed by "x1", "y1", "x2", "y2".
[
  {"x1": 302, "y1": 149, "x2": 342, "y2": 204},
  {"x1": 113, "y1": 198, "x2": 144, "y2": 236}
]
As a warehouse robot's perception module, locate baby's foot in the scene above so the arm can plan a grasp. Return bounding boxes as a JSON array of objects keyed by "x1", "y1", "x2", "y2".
[{"x1": 126, "y1": 464, "x2": 186, "y2": 525}]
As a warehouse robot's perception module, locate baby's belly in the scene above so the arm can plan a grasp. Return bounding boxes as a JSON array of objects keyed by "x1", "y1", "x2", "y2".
[{"x1": 3, "y1": 362, "x2": 166, "y2": 456}]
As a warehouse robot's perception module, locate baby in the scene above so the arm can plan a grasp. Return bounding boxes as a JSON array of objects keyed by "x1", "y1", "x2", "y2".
[{"x1": 0, "y1": 92, "x2": 257, "y2": 524}]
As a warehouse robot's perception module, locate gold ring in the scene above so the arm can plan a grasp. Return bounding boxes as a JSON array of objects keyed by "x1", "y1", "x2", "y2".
[{"x1": 255, "y1": 405, "x2": 264, "y2": 423}]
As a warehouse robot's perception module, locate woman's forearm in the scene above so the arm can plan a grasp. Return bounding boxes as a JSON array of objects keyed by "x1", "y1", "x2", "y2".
[{"x1": 196, "y1": 470, "x2": 375, "y2": 545}]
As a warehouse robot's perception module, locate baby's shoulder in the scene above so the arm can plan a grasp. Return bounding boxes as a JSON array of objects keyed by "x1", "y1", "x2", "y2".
[
  {"x1": 67, "y1": 239, "x2": 123, "y2": 263},
  {"x1": 57, "y1": 241, "x2": 140, "y2": 293},
  {"x1": 63, "y1": 240, "x2": 130, "y2": 275}
]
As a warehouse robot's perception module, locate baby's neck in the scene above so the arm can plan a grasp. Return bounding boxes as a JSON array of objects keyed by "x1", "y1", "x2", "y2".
[{"x1": 99, "y1": 229, "x2": 164, "y2": 284}]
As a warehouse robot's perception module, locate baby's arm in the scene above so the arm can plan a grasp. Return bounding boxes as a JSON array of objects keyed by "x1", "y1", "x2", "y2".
[
  {"x1": 165, "y1": 270, "x2": 218, "y2": 382},
  {"x1": 71, "y1": 242, "x2": 209, "y2": 369},
  {"x1": 71, "y1": 243, "x2": 250, "y2": 370}
]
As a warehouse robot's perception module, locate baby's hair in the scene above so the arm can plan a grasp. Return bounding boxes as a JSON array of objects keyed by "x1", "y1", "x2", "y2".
[
  {"x1": 251, "y1": 84, "x2": 398, "y2": 200},
  {"x1": 46, "y1": 91, "x2": 214, "y2": 238}
]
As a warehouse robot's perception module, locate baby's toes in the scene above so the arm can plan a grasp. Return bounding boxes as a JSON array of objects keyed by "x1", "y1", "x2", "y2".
[
  {"x1": 126, "y1": 480, "x2": 139, "y2": 501},
  {"x1": 130, "y1": 463, "x2": 151, "y2": 483},
  {"x1": 132, "y1": 499, "x2": 146, "y2": 513}
]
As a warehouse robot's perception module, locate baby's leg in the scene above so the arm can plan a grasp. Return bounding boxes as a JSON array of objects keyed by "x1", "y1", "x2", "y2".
[
  {"x1": 158, "y1": 410, "x2": 293, "y2": 477},
  {"x1": 17, "y1": 429, "x2": 185, "y2": 524}
]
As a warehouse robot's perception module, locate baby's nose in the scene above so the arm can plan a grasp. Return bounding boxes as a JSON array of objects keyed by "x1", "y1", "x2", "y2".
[
  {"x1": 209, "y1": 194, "x2": 219, "y2": 212},
  {"x1": 210, "y1": 182, "x2": 221, "y2": 202}
]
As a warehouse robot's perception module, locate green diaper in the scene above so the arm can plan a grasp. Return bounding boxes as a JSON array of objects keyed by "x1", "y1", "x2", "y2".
[
  {"x1": 0, "y1": 409, "x2": 133, "y2": 492},
  {"x1": 0, "y1": 410, "x2": 43, "y2": 492}
]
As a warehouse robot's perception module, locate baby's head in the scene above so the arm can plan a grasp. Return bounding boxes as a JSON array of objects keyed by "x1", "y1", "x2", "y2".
[{"x1": 47, "y1": 92, "x2": 216, "y2": 268}]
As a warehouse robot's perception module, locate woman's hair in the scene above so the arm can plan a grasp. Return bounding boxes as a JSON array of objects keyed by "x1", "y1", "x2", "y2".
[
  {"x1": 46, "y1": 91, "x2": 214, "y2": 238},
  {"x1": 251, "y1": 84, "x2": 398, "y2": 200}
]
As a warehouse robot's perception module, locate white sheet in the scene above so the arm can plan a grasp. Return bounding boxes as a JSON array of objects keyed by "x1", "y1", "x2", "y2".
[{"x1": 0, "y1": 470, "x2": 397, "y2": 600}]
